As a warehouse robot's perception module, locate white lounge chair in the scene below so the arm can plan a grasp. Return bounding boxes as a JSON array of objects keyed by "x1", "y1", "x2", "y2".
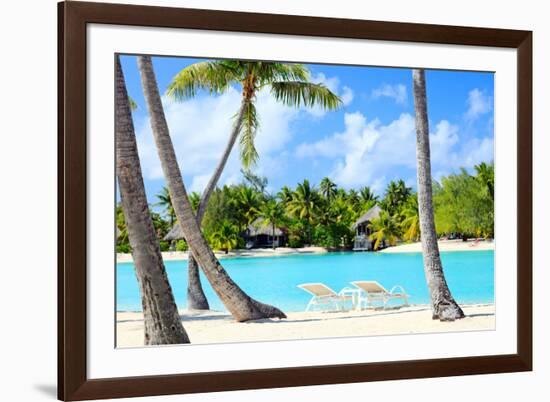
[
  {"x1": 351, "y1": 281, "x2": 409, "y2": 310},
  {"x1": 297, "y1": 283, "x2": 352, "y2": 312}
]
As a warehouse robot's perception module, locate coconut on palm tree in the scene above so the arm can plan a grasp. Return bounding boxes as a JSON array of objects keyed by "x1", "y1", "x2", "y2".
[
  {"x1": 137, "y1": 55, "x2": 285, "y2": 321},
  {"x1": 115, "y1": 56, "x2": 189, "y2": 344},
  {"x1": 412, "y1": 68, "x2": 464, "y2": 321},
  {"x1": 166, "y1": 60, "x2": 342, "y2": 309},
  {"x1": 258, "y1": 199, "x2": 286, "y2": 249}
]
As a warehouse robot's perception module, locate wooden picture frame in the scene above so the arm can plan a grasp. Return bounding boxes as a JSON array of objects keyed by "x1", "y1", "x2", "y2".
[{"x1": 58, "y1": 1, "x2": 532, "y2": 400}]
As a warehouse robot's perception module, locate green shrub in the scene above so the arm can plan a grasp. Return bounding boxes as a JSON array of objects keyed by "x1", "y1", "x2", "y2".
[
  {"x1": 287, "y1": 234, "x2": 304, "y2": 248},
  {"x1": 116, "y1": 243, "x2": 131, "y2": 253},
  {"x1": 159, "y1": 241, "x2": 170, "y2": 252},
  {"x1": 175, "y1": 239, "x2": 188, "y2": 252}
]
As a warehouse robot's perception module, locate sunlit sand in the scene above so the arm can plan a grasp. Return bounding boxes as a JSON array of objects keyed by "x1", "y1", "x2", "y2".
[{"x1": 116, "y1": 304, "x2": 494, "y2": 348}]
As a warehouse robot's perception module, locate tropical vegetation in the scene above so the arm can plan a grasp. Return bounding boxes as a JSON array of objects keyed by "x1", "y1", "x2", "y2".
[
  {"x1": 116, "y1": 162, "x2": 493, "y2": 254},
  {"x1": 115, "y1": 55, "x2": 495, "y2": 332},
  {"x1": 166, "y1": 59, "x2": 342, "y2": 310}
]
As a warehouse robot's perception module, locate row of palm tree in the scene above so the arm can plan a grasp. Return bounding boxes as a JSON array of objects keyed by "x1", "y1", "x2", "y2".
[
  {"x1": 130, "y1": 162, "x2": 491, "y2": 257},
  {"x1": 116, "y1": 56, "x2": 485, "y2": 343}
]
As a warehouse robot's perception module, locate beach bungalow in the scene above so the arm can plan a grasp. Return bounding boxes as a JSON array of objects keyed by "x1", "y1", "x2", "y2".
[
  {"x1": 245, "y1": 218, "x2": 286, "y2": 249},
  {"x1": 351, "y1": 205, "x2": 382, "y2": 251},
  {"x1": 164, "y1": 223, "x2": 184, "y2": 244}
]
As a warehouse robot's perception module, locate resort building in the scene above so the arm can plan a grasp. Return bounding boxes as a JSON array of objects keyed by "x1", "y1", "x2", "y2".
[
  {"x1": 244, "y1": 218, "x2": 286, "y2": 249},
  {"x1": 163, "y1": 223, "x2": 184, "y2": 244},
  {"x1": 164, "y1": 219, "x2": 286, "y2": 249},
  {"x1": 352, "y1": 205, "x2": 382, "y2": 251}
]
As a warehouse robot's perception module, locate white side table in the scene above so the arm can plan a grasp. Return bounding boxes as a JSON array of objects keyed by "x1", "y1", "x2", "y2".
[{"x1": 339, "y1": 288, "x2": 363, "y2": 311}]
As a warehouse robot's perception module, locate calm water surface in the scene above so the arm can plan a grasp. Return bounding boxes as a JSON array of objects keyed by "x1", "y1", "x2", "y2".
[{"x1": 116, "y1": 250, "x2": 494, "y2": 312}]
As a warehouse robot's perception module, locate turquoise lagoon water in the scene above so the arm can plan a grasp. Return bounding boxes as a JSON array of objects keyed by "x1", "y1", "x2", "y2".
[{"x1": 116, "y1": 250, "x2": 494, "y2": 313}]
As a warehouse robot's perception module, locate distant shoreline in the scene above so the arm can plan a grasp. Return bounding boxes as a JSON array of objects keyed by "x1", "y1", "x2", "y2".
[
  {"x1": 116, "y1": 240, "x2": 494, "y2": 263},
  {"x1": 116, "y1": 246, "x2": 329, "y2": 263},
  {"x1": 379, "y1": 239, "x2": 494, "y2": 254}
]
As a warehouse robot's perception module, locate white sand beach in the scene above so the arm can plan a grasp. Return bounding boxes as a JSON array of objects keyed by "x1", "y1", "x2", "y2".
[
  {"x1": 116, "y1": 240, "x2": 493, "y2": 263},
  {"x1": 116, "y1": 304, "x2": 494, "y2": 347},
  {"x1": 117, "y1": 246, "x2": 328, "y2": 263},
  {"x1": 380, "y1": 239, "x2": 494, "y2": 254}
]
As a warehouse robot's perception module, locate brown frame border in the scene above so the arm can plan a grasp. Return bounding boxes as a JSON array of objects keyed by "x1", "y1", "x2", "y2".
[{"x1": 58, "y1": 1, "x2": 532, "y2": 400}]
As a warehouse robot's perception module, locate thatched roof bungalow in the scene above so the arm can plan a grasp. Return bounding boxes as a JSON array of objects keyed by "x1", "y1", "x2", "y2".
[
  {"x1": 245, "y1": 218, "x2": 286, "y2": 249},
  {"x1": 352, "y1": 205, "x2": 382, "y2": 251},
  {"x1": 164, "y1": 223, "x2": 184, "y2": 241},
  {"x1": 352, "y1": 205, "x2": 382, "y2": 231}
]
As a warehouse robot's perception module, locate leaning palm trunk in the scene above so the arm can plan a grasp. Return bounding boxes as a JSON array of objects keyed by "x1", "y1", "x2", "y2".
[
  {"x1": 115, "y1": 56, "x2": 190, "y2": 344},
  {"x1": 412, "y1": 69, "x2": 464, "y2": 321},
  {"x1": 186, "y1": 100, "x2": 247, "y2": 310},
  {"x1": 137, "y1": 56, "x2": 285, "y2": 321}
]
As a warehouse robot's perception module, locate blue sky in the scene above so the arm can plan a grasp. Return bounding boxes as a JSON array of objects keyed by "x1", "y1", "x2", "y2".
[{"x1": 120, "y1": 55, "x2": 494, "y2": 208}]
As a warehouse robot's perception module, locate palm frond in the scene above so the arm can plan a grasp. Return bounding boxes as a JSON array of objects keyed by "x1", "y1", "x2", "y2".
[
  {"x1": 166, "y1": 61, "x2": 239, "y2": 100},
  {"x1": 257, "y1": 63, "x2": 310, "y2": 85},
  {"x1": 270, "y1": 81, "x2": 342, "y2": 110},
  {"x1": 238, "y1": 100, "x2": 260, "y2": 168}
]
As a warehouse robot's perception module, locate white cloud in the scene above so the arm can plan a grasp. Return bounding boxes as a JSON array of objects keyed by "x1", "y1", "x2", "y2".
[
  {"x1": 296, "y1": 111, "x2": 493, "y2": 191},
  {"x1": 306, "y1": 72, "x2": 354, "y2": 117},
  {"x1": 465, "y1": 88, "x2": 492, "y2": 120},
  {"x1": 341, "y1": 86, "x2": 354, "y2": 106},
  {"x1": 135, "y1": 86, "x2": 300, "y2": 194},
  {"x1": 429, "y1": 120, "x2": 459, "y2": 165},
  {"x1": 371, "y1": 84, "x2": 407, "y2": 105},
  {"x1": 134, "y1": 70, "x2": 353, "y2": 193},
  {"x1": 296, "y1": 112, "x2": 416, "y2": 188}
]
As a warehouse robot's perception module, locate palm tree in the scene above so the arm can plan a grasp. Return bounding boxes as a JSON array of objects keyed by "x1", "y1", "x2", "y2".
[
  {"x1": 188, "y1": 191, "x2": 201, "y2": 213},
  {"x1": 474, "y1": 161, "x2": 494, "y2": 200},
  {"x1": 368, "y1": 211, "x2": 401, "y2": 250},
  {"x1": 400, "y1": 194, "x2": 420, "y2": 242},
  {"x1": 357, "y1": 186, "x2": 377, "y2": 214},
  {"x1": 210, "y1": 221, "x2": 239, "y2": 254},
  {"x1": 137, "y1": 55, "x2": 285, "y2": 321},
  {"x1": 116, "y1": 204, "x2": 129, "y2": 244},
  {"x1": 359, "y1": 186, "x2": 378, "y2": 204},
  {"x1": 232, "y1": 186, "x2": 261, "y2": 231},
  {"x1": 381, "y1": 179, "x2": 412, "y2": 216},
  {"x1": 242, "y1": 169, "x2": 268, "y2": 195},
  {"x1": 319, "y1": 177, "x2": 337, "y2": 201},
  {"x1": 277, "y1": 185, "x2": 294, "y2": 206},
  {"x1": 346, "y1": 189, "x2": 360, "y2": 209},
  {"x1": 115, "y1": 56, "x2": 189, "y2": 344},
  {"x1": 287, "y1": 179, "x2": 322, "y2": 244},
  {"x1": 258, "y1": 199, "x2": 286, "y2": 249},
  {"x1": 154, "y1": 186, "x2": 176, "y2": 226},
  {"x1": 412, "y1": 68, "x2": 464, "y2": 321},
  {"x1": 167, "y1": 60, "x2": 342, "y2": 309}
]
